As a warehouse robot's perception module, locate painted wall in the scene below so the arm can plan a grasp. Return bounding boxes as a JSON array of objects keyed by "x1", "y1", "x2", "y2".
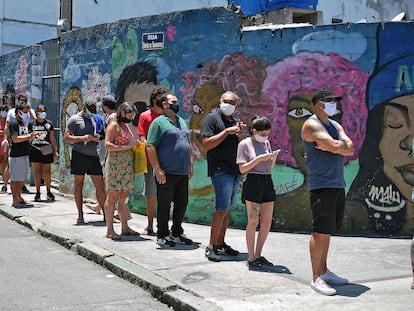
[{"x1": 2, "y1": 7, "x2": 414, "y2": 236}]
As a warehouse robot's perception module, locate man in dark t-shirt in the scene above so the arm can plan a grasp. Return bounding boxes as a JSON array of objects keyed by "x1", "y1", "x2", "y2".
[
  {"x1": 201, "y1": 91, "x2": 246, "y2": 262},
  {"x1": 8, "y1": 102, "x2": 39, "y2": 207}
]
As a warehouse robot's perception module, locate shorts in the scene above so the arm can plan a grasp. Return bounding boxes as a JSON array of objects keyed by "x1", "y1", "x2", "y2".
[
  {"x1": 9, "y1": 156, "x2": 29, "y2": 182},
  {"x1": 143, "y1": 165, "x2": 157, "y2": 196},
  {"x1": 310, "y1": 188, "x2": 345, "y2": 234},
  {"x1": 242, "y1": 174, "x2": 275, "y2": 204},
  {"x1": 211, "y1": 170, "x2": 240, "y2": 211},
  {"x1": 29, "y1": 146, "x2": 54, "y2": 164},
  {"x1": 70, "y1": 150, "x2": 103, "y2": 176}
]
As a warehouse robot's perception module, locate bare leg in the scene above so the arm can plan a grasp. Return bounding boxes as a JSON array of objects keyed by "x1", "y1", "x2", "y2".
[
  {"x1": 255, "y1": 201, "x2": 274, "y2": 258},
  {"x1": 245, "y1": 201, "x2": 260, "y2": 261},
  {"x1": 32, "y1": 162, "x2": 42, "y2": 193},
  {"x1": 90, "y1": 174, "x2": 106, "y2": 220},
  {"x1": 146, "y1": 194, "x2": 156, "y2": 231},
  {"x1": 216, "y1": 211, "x2": 230, "y2": 246},
  {"x1": 104, "y1": 191, "x2": 119, "y2": 238},
  {"x1": 310, "y1": 232, "x2": 330, "y2": 281},
  {"x1": 209, "y1": 210, "x2": 227, "y2": 247},
  {"x1": 73, "y1": 175, "x2": 85, "y2": 220},
  {"x1": 119, "y1": 192, "x2": 138, "y2": 235},
  {"x1": 42, "y1": 163, "x2": 52, "y2": 192},
  {"x1": 11, "y1": 181, "x2": 23, "y2": 205}
]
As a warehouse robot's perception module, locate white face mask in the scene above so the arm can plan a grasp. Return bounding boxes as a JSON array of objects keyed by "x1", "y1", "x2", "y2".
[
  {"x1": 219, "y1": 103, "x2": 236, "y2": 116},
  {"x1": 0, "y1": 111, "x2": 7, "y2": 117},
  {"x1": 254, "y1": 134, "x2": 268, "y2": 143},
  {"x1": 323, "y1": 101, "x2": 337, "y2": 116},
  {"x1": 19, "y1": 111, "x2": 30, "y2": 122},
  {"x1": 37, "y1": 112, "x2": 47, "y2": 119}
]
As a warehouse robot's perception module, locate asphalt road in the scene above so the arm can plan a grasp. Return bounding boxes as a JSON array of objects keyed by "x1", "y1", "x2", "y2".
[{"x1": 0, "y1": 215, "x2": 171, "y2": 311}]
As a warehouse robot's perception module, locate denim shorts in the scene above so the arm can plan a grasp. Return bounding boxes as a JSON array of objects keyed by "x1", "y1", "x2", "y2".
[{"x1": 211, "y1": 170, "x2": 240, "y2": 211}]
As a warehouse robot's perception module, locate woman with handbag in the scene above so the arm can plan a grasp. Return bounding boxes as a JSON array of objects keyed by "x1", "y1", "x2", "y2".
[
  {"x1": 104, "y1": 102, "x2": 139, "y2": 240},
  {"x1": 29, "y1": 105, "x2": 59, "y2": 202}
]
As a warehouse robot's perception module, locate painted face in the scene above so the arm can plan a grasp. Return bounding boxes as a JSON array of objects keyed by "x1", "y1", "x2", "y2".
[
  {"x1": 379, "y1": 94, "x2": 414, "y2": 200},
  {"x1": 124, "y1": 82, "x2": 154, "y2": 107}
]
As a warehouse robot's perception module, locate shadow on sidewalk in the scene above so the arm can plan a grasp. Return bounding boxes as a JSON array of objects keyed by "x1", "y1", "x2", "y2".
[{"x1": 335, "y1": 283, "x2": 370, "y2": 297}]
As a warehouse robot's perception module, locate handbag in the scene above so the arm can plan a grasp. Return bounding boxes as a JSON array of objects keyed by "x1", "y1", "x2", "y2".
[
  {"x1": 33, "y1": 144, "x2": 53, "y2": 155},
  {"x1": 132, "y1": 141, "x2": 147, "y2": 174}
]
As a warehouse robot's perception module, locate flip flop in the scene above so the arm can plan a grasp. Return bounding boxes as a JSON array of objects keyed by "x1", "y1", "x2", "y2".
[{"x1": 106, "y1": 233, "x2": 121, "y2": 240}]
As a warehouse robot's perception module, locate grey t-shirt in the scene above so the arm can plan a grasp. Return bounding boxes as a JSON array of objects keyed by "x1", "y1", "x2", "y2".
[
  {"x1": 66, "y1": 112, "x2": 98, "y2": 157},
  {"x1": 236, "y1": 137, "x2": 273, "y2": 175}
]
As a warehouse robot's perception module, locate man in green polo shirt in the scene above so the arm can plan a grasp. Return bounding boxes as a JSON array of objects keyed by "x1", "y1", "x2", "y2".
[{"x1": 146, "y1": 92, "x2": 194, "y2": 247}]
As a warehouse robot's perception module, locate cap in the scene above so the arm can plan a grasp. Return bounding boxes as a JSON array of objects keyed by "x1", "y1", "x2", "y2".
[
  {"x1": 99, "y1": 95, "x2": 116, "y2": 108},
  {"x1": 312, "y1": 90, "x2": 342, "y2": 105},
  {"x1": 84, "y1": 97, "x2": 97, "y2": 114}
]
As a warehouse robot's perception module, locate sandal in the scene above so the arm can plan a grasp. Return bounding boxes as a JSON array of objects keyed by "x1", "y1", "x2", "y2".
[
  {"x1": 144, "y1": 228, "x2": 156, "y2": 236},
  {"x1": 106, "y1": 233, "x2": 121, "y2": 240},
  {"x1": 76, "y1": 218, "x2": 86, "y2": 225}
]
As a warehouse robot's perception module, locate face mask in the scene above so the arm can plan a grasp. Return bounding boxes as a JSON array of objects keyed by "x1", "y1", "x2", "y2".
[
  {"x1": 220, "y1": 103, "x2": 235, "y2": 116},
  {"x1": 119, "y1": 117, "x2": 133, "y2": 124},
  {"x1": 37, "y1": 112, "x2": 47, "y2": 119},
  {"x1": 169, "y1": 103, "x2": 179, "y2": 113},
  {"x1": 0, "y1": 111, "x2": 7, "y2": 117},
  {"x1": 322, "y1": 101, "x2": 337, "y2": 117},
  {"x1": 254, "y1": 134, "x2": 268, "y2": 143},
  {"x1": 19, "y1": 111, "x2": 29, "y2": 121}
]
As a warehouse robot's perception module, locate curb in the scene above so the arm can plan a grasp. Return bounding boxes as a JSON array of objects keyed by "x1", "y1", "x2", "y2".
[{"x1": 0, "y1": 205, "x2": 217, "y2": 311}]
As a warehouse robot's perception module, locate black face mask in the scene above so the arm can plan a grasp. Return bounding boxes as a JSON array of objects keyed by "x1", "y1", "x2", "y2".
[
  {"x1": 119, "y1": 117, "x2": 132, "y2": 124},
  {"x1": 169, "y1": 103, "x2": 179, "y2": 113}
]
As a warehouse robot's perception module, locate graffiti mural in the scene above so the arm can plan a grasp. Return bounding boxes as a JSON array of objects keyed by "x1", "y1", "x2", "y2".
[
  {"x1": 347, "y1": 23, "x2": 414, "y2": 235},
  {"x1": 1, "y1": 7, "x2": 410, "y2": 235}
]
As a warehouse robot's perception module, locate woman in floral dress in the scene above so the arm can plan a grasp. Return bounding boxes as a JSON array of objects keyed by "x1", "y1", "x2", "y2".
[{"x1": 104, "y1": 102, "x2": 139, "y2": 239}]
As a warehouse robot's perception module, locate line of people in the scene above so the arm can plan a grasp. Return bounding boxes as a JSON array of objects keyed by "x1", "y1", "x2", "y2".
[
  {"x1": 0, "y1": 95, "x2": 58, "y2": 207},
  {"x1": 61, "y1": 86, "x2": 414, "y2": 295}
]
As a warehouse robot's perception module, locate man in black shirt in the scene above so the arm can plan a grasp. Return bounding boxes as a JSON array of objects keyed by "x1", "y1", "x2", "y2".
[{"x1": 201, "y1": 91, "x2": 246, "y2": 261}]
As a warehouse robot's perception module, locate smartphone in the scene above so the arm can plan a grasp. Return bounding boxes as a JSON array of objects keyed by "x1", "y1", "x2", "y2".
[{"x1": 272, "y1": 149, "x2": 281, "y2": 156}]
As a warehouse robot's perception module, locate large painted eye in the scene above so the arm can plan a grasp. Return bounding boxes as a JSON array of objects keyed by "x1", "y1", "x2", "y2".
[
  {"x1": 288, "y1": 107, "x2": 312, "y2": 119},
  {"x1": 387, "y1": 123, "x2": 403, "y2": 129}
]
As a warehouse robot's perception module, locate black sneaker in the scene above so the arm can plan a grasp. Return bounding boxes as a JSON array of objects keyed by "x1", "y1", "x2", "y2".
[
  {"x1": 205, "y1": 246, "x2": 221, "y2": 262},
  {"x1": 0, "y1": 185, "x2": 7, "y2": 193},
  {"x1": 156, "y1": 236, "x2": 176, "y2": 247},
  {"x1": 171, "y1": 234, "x2": 193, "y2": 245},
  {"x1": 256, "y1": 256, "x2": 274, "y2": 267},
  {"x1": 46, "y1": 191, "x2": 55, "y2": 202},
  {"x1": 247, "y1": 259, "x2": 263, "y2": 271},
  {"x1": 34, "y1": 192, "x2": 41, "y2": 202},
  {"x1": 21, "y1": 185, "x2": 30, "y2": 194},
  {"x1": 217, "y1": 242, "x2": 239, "y2": 256}
]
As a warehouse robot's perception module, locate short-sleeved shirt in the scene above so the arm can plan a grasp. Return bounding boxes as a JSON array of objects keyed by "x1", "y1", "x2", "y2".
[
  {"x1": 147, "y1": 115, "x2": 190, "y2": 175},
  {"x1": 66, "y1": 112, "x2": 99, "y2": 157},
  {"x1": 30, "y1": 119, "x2": 54, "y2": 147},
  {"x1": 201, "y1": 109, "x2": 240, "y2": 176},
  {"x1": 137, "y1": 109, "x2": 162, "y2": 165},
  {"x1": 236, "y1": 137, "x2": 273, "y2": 174},
  {"x1": 8, "y1": 118, "x2": 31, "y2": 157}
]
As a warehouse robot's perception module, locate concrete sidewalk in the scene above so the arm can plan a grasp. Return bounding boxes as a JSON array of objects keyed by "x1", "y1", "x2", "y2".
[{"x1": 0, "y1": 186, "x2": 413, "y2": 310}]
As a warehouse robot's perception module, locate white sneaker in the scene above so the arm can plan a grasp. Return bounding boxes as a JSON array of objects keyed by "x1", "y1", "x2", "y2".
[
  {"x1": 311, "y1": 277, "x2": 336, "y2": 296},
  {"x1": 320, "y1": 269, "x2": 348, "y2": 285},
  {"x1": 171, "y1": 234, "x2": 193, "y2": 245}
]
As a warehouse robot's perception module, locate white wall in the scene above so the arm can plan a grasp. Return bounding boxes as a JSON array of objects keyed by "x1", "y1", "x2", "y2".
[
  {"x1": 72, "y1": 0, "x2": 228, "y2": 28},
  {"x1": 318, "y1": 0, "x2": 414, "y2": 24},
  {"x1": 0, "y1": 0, "x2": 59, "y2": 54}
]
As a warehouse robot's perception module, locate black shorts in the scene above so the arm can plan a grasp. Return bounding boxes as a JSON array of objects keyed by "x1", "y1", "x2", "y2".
[
  {"x1": 29, "y1": 146, "x2": 54, "y2": 164},
  {"x1": 310, "y1": 188, "x2": 345, "y2": 234},
  {"x1": 242, "y1": 173, "x2": 275, "y2": 204},
  {"x1": 70, "y1": 150, "x2": 103, "y2": 176}
]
